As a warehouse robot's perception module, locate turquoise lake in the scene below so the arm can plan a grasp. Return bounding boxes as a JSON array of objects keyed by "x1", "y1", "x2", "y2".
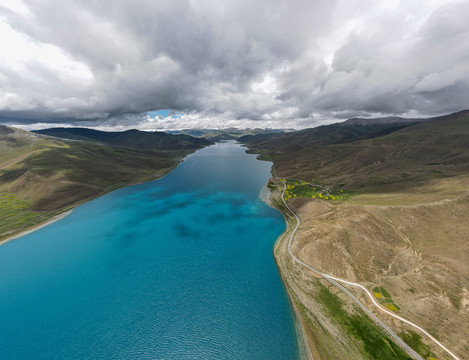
[{"x1": 0, "y1": 141, "x2": 299, "y2": 359}]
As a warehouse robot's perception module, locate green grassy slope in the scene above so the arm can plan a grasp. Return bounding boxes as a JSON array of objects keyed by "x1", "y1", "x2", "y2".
[{"x1": 0, "y1": 125, "x2": 192, "y2": 240}]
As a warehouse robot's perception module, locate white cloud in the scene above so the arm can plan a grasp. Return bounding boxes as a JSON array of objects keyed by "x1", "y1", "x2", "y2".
[
  {"x1": 0, "y1": 0, "x2": 468, "y2": 129},
  {"x1": 0, "y1": 0, "x2": 30, "y2": 14}
]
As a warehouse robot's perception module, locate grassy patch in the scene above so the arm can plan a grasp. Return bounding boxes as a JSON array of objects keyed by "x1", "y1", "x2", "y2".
[
  {"x1": 373, "y1": 286, "x2": 391, "y2": 298},
  {"x1": 245, "y1": 148, "x2": 272, "y2": 161},
  {"x1": 0, "y1": 192, "x2": 54, "y2": 240},
  {"x1": 266, "y1": 180, "x2": 278, "y2": 190},
  {"x1": 316, "y1": 283, "x2": 412, "y2": 359},
  {"x1": 384, "y1": 303, "x2": 400, "y2": 311},
  {"x1": 399, "y1": 330, "x2": 436, "y2": 359},
  {"x1": 373, "y1": 286, "x2": 400, "y2": 311},
  {"x1": 280, "y1": 178, "x2": 350, "y2": 201}
]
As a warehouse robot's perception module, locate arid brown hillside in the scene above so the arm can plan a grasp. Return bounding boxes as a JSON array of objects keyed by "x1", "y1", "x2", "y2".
[
  {"x1": 248, "y1": 110, "x2": 469, "y2": 359},
  {"x1": 285, "y1": 175, "x2": 469, "y2": 359}
]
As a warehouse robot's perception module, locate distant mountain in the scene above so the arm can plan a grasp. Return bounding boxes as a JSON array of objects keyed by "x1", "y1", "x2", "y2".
[
  {"x1": 239, "y1": 111, "x2": 469, "y2": 152},
  {"x1": 340, "y1": 116, "x2": 424, "y2": 126},
  {"x1": 242, "y1": 109, "x2": 469, "y2": 190},
  {"x1": 168, "y1": 128, "x2": 291, "y2": 141},
  {"x1": 334, "y1": 110, "x2": 469, "y2": 127},
  {"x1": 239, "y1": 122, "x2": 417, "y2": 153},
  {"x1": 33, "y1": 128, "x2": 211, "y2": 151},
  {"x1": 167, "y1": 129, "x2": 211, "y2": 137}
]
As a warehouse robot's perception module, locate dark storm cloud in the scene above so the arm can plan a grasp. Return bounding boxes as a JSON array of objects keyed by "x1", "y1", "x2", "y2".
[
  {"x1": 0, "y1": 0, "x2": 468, "y2": 129},
  {"x1": 308, "y1": 1, "x2": 469, "y2": 117}
]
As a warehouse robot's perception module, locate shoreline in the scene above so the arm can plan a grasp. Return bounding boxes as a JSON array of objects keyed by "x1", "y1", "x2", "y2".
[
  {"x1": 258, "y1": 181, "x2": 272, "y2": 206},
  {"x1": 1, "y1": 209, "x2": 73, "y2": 246},
  {"x1": 0, "y1": 141, "x2": 205, "y2": 247},
  {"x1": 287, "y1": 283, "x2": 315, "y2": 360},
  {"x1": 261, "y1": 176, "x2": 314, "y2": 360},
  {"x1": 275, "y1": 251, "x2": 315, "y2": 360},
  {"x1": 0, "y1": 162, "x2": 183, "y2": 246}
]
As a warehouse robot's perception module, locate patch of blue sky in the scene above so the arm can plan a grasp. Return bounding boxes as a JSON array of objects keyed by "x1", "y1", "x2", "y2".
[
  {"x1": 148, "y1": 109, "x2": 171, "y2": 118},
  {"x1": 148, "y1": 110, "x2": 185, "y2": 119}
]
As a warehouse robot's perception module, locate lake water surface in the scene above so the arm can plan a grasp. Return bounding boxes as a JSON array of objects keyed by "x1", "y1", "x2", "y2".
[{"x1": 0, "y1": 141, "x2": 299, "y2": 359}]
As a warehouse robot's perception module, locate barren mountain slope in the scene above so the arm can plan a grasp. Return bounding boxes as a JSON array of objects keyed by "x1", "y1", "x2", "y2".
[{"x1": 282, "y1": 175, "x2": 469, "y2": 359}]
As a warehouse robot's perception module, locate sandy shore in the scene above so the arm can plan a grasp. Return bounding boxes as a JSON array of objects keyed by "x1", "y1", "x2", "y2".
[
  {"x1": 1, "y1": 210, "x2": 73, "y2": 246},
  {"x1": 258, "y1": 182, "x2": 272, "y2": 205},
  {"x1": 0, "y1": 162, "x2": 182, "y2": 247}
]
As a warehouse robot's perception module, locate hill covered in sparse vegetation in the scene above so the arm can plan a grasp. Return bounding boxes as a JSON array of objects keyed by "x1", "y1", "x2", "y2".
[
  {"x1": 244, "y1": 109, "x2": 469, "y2": 359},
  {"x1": 243, "y1": 110, "x2": 469, "y2": 191},
  {"x1": 167, "y1": 128, "x2": 290, "y2": 141},
  {"x1": 0, "y1": 126, "x2": 203, "y2": 241},
  {"x1": 34, "y1": 127, "x2": 212, "y2": 151}
]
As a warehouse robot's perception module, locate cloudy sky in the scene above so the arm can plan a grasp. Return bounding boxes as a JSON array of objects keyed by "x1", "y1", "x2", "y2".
[{"x1": 0, "y1": 0, "x2": 468, "y2": 130}]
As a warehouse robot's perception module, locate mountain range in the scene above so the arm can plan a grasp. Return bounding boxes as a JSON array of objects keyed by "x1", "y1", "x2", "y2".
[
  {"x1": 241, "y1": 109, "x2": 469, "y2": 190},
  {"x1": 33, "y1": 127, "x2": 211, "y2": 151}
]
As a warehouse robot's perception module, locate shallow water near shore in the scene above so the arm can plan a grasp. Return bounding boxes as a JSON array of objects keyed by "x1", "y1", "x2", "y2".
[{"x1": 0, "y1": 141, "x2": 299, "y2": 359}]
